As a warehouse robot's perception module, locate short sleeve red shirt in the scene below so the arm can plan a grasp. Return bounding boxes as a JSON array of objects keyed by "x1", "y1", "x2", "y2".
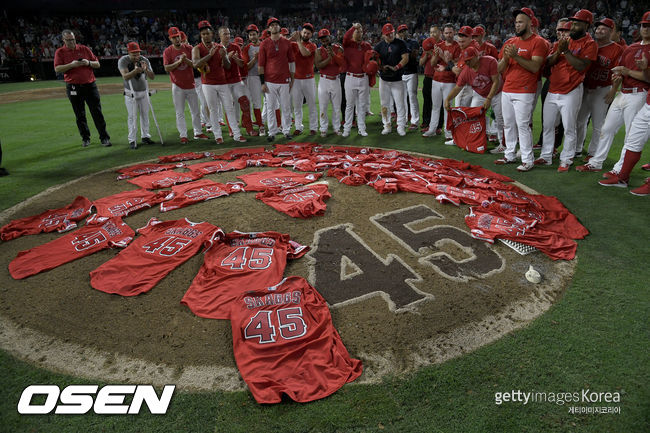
[
  {"x1": 456, "y1": 56, "x2": 500, "y2": 97},
  {"x1": 195, "y1": 42, "x2": 227, "y2": 85},
  {"x1": 619, "y1": 42, "x2": 650, "y2": 91},
  {"x1": 224, "y1": 43, "x2": 244, "y2": 84},
  {"x1": 317, "y1": 44, "x2": 345, "y2": 76},
  {"x1": 163, "y1": 44, "x2": 195, "y2": 89},
  {"x1": 53, "y1": 44, "x2": 98, "y2": 84},
  {"x1": 433, "y1": 40, "x2": 461, "y2": 83},
  {"x1": 258, "y1": 37, "x2": 295, "y2": 84},
  {"x1": 501, "y1": 34, "x2": 549, "y2": 93},
  {"x1": 583, "y1": 42, "x2": 624, "y2": 89},
  {"x1": 291, "y1": 41, "x2": 316, "y2": 79},
  {"x1": 548, "y1": 34, "x2": 598, "y2": 94}
]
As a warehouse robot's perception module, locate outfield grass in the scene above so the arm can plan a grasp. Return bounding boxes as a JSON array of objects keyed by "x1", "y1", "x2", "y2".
[{"x1": 0, "y1": 77, "x2": 648, "y2": 433}]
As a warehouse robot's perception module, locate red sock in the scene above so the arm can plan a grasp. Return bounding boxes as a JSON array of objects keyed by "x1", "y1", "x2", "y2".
[
  {"x1": 238, "y1": 96, "x2": 253, "y2": 132},
  {"x1": 253, "y1": 108, "x2": 263, "y2": 127},
  {"x1": 618, "y1": 150, "x2": 642, "y2": 182},
  {"x1": 275, "y1": 109, "x2": 282, "y2": 127}
]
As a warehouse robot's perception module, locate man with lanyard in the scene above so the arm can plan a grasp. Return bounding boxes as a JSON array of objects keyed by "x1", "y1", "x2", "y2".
[
  {"x1": 54, "y1": 29, "x2": 111, "y2": 148},
  {"x1": 118, "y1": 42, "x2": 155, "y2": 150},
  {"x1": 397, "y1": 24, "x2": 420, "y2": 131},
  {"x1": 289, "y1": 23, "x2": 318, "y2": 136},
  {"x1": 374, "y1": 23, "x2": 409, "y2": 136},
  {"x1": 163, "y1": 27, "x2": 207, "y2": 144}
]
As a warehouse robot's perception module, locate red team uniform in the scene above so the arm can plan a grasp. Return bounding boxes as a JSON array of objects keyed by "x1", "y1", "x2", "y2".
[
  {"x1": 181, "y1": 231, "x2": 309, "y2": 319},
  {"x1": 160, "y1": 179, "x2": 243, "y2": 212},
  {"x1": 116, "y1": 163, "x2": 182, "y2": 180},
  {"x1": 187, "y1": 159, "x2": 247, "y2": 175},
  {"x1": 446, "y1": 106, "x2": 487, "y2": 154},
  {"x1": 9, "y1": 217, "x2": 134, "y2": 279},
  {"x1": 255, "y1": 184, "x2": 331, "y2": 218},
  {"x1": 218, "y1": 276, "x2": 362, "y2": 403},
  {"x1": 158, "y1": 151, "x2": 211, "y2": 163},
  {"x1": 90, "y1": 218, "x2": 221, "y2": 296},
  {"x1": 162, "y1": 44, "x2": 195, "y2": 89},
  {"x1": 90, "y1": 189, "x2": 169, "y2": 221},
  {"x1": 237, "y1": 168, "x2": 321, "y2": 191},
  {"x1": 127, "y1": 170, "x2": 202, "y2": 189},
  {"x1": 0, "y1": 196, "x2": 92, "y2": 241}
]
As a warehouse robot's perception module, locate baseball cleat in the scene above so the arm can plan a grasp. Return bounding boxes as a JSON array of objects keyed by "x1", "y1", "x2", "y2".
[
  {"x1": 129, "y1": 141, "x2": 137, "y2": 150},
  {"x1": 381, "y1": 126, "x2": 391, "y2": 135},
  {"x1": 517, "y1": 163, "x2": 534, "y2": 172},
  {"x1": 641, "y1": 163, "x2": 650, "y2": 171},
  {"x1": 82, "y1": 139, "x2": 90, "y2": 147},
  {"x1": 141, "y1": 137, "x2": 154, "y2": 145},
  {"x1": 629, "y1": 178, "x2": 650, "y2": 196},
  {"x1": 602, "y1": 170, "x2": 618, "y2": 179},
  {"x1": 309, "y1": 130, "x2": 317, "y2": 135},
  {"x1": 234, "y1": 136, "x2": 248, "y2": 143},
  {"x1": 533, "y1": 158, "x2": 552, "y2": 166},
  {"x1": 422, "y1": 130, "x2": 436, "y2": 137},
  {"x1": 444, "y1": 139, "x2": 456, "y2": 146},
  {"x1": 575, "y1": 164, "x2": 601, "y2": 172},
  {"x1": 494, "y1": 158, "x2": 516, "y2": 165},
  {"x1": 397, "y1": 127, "x2": 406, "y2": 136},
  {"x1": 293, "y1": 130, "x2": 302, "y2": 136},
  {"x1": 358, "y1": 131, "x2": 368, "y2": 137},
  {"x1": 489, "y1": 145, "x2": 506, "y2": 154},
  {"x1": 598, "y1": 177, "x2": 628, "y2": 187},
  {"x1": 557, "y1": 163, "x2": 569, "y2": 173},
  {"x1": 180, "y1": 137, "x2": 189, "y2": 144},
  {"x1": 194, "y1": 133, "x2": 210, "y2": 140},
  {"x1": 342, "y1": 131, "x2": 350, "y2": 138},
  {"x1": 320, "y1": 131, "x2": 327, "y2": 138},
  {"x1": 216, "y1": 137, "x2": 224, "y2": 144},
  {"x1": 100, "y1": 138, "x2": 112, "y2": 147}
]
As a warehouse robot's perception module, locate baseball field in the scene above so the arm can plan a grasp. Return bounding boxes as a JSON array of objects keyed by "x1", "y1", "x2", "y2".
[{"x1": 0, "y1": 76, "x2": 648, "y2": 432}]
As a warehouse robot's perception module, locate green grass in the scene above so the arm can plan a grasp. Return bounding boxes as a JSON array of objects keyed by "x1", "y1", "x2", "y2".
[
  {"x1": 0, "y1": 77, "x2": 648, "y2": 433},
  {"x1": 0, "y1": 76, "x2": 125, "y2": 94}
]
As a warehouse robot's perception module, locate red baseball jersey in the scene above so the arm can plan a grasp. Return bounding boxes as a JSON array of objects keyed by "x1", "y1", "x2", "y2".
[
  {"x1": 291, "y1": 41, "x2": 316, "y2": 79},
  {"x1": 90, "y1": 218, "x2": 221, "y2": 296},
  {"x1": 196, "y1": 41, "x2": 227, "y2": 85},
  {"x1": 1, "y1": 196, "x2": 92, "y2": 241},
  {"x1": 258, "y1": 37, "x2": 295, "y2": 84},
  {"x1": 224, "y1": 42, "x2": 244, "y2": 84},
  {"x1": 433, "y1": 40, "x2": 461, "y2": 83},
  {"x1": 53, "y1": 44, "x2": 98, "y2": 84},
  {"x1": 583, "y1": 42, "x2": 624, "y2": 89},
  {"x1": 255, "y1": 184, "x2": 331, "y2": 218},
  {"x1": 222, "y1": 276, "x2": 363, "y2": 403},
  {"x1": 163, "y1": 44, "x2": 195, "y2": 89},
  {"x1": 343, "y1": 26, "x2": 370, "y2": 74},
  {"x1": 237, "y1": 168, "x2": 321, "y2": 191},
  {"x1": 477, "y1": 41, "x2": 498, "y2": 59},
  {"x1": 446, "y1": 107, "x2": 487, "y2": 154},
  {"x1": 317, "y1": 44, "x2": 345, "y2": 76},
  {"x1": 500, "y1": 34, "x2": 549, "y2": 93},
  {"x1": 619, "y1": 42, "x2": 650, "y2": 91},
  {"x1": 127, "y1": 170, "x2": 203, "y2": 190},
  {"x1": 181, "y1": 231, "x2": 309, "y2": 319},
  {"x1": 90, "y1": 189, "x2": 168, "y2": 221},
  {"x1": 9, "y1": 217, "x2": 134, "y2": 280},
  {"x1": 216, "y1": 146, "x2": 267, "y2": 160},
  {"x1": 116, "y1": 163, "x2": 182, "y2": 180},
  {"x1": 548, "y1": 35, "x2": 598, "y2": 94},
  {"x1": 187, "y1": 159, "x2": 247, "y2": 175},
  {"x1": 158, "y1": 151, "x2": 211, "y2": 163},
  {"x1": 456, "y1": 56, "x2": 500, "y2": 97},
  {"x1": 160, "y1": 179, "x2": 243, "y2": 212}
]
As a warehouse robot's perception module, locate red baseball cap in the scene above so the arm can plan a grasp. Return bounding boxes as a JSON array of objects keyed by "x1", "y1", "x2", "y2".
[
  {"x1": 557, "y1": 21, "x2": 572, "y2": 31},
  {"x1": 179, "y1": 31, "x2": 187, "y2": 41},
  {"x1": 641, "y1": 11, "x2": 650, "y2": 24},
  {"x1": 302, "y1": 23, "x2": 314, "y2": 33},
  {"x1": 571, "y1": 9, "x2": 593, "y2": 25},
  {"x1": 513, "y1": 7, "x2": 535, "y2": 20},
  {"x1": 127, "y1": 42, "x2": 141, "y2": 52},
  {"x1": 594, "y1": 18, "x2": 615, "y2": 29},
  {"x1": 267, "y1": 17, "x2": 280, "y2": 27},
  {"x1": 168, "y1": 27, "x2": 181, "y2": 38},
  {"x1": 366, "y1": 60, "x2": 379, "y2": 75},
  {"x1": 531, "y1": 17, "x2": 540, "y2": 28},
  {"x1": 262, "y1": 29, "x2": 270, "y2": 39},
  {"x1": 397, "y1": 24, "x2": 408, "y2": 33},
  {"x1": 281, "y1": 27, "x2": 289, "y2": 35},
  {"x1": 234, "y1": 37, "x2": 244, "y2": 46},
  {"x1": 422, "y1": 37, "x2": 436, "y2": 51},
  {"x1": 472, "y1": 26, "x2": 485, "y2": 36},
  {"x1": 461, "y1": 46, "x2": 479, "y2": 61},
  {"x1": 198, "y1": 20, "x2": 212, "y2": 30},
  {"x1": 318, "y1": 28, "x2": 330, "y2": 38},
  {"x1": 246, "y1": 24, "x2": 259, "y2": 33},
  {"x1": 382, "y1": 23, "x2": 395, "y2": 35},
  {"x1": 458, "y1": 26, "x2": 473, "y2": 37}
]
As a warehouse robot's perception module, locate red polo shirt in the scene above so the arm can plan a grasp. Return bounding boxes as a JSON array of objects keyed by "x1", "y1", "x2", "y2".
[{"x1": 53, "y1": 44, "x2": 97, "y2": 84}]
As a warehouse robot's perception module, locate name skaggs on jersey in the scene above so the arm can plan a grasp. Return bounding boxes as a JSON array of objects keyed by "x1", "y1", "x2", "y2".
[
  {"x1": 230, "y1": 237, "x2": 276, "y2": 247},
  {"x1": 244, "y1": 291, "x2": 302, "y2": 309},
  {"x1": 164, "y1": 227, "x2": 203, "y2": 238}
]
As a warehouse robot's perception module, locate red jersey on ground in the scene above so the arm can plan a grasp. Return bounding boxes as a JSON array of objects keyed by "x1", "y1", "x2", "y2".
[
  {"x1": 187, "y1": 159, "x2": 247, "y2": 175},
  {"x1": 221, "y1": 276, "x2": 362, "y2": 403},
  {"x1": 0, "y1": 196, "x2": 92, "y2": 241},
  {"x1": 433, "y1": 41, "x2": 461, "y2": 83},
  {"x1": 196, "y1": 41, "x2": 227, "y2": 85},
  {"x1": 127, "y1": 170, "x2": 203, "y2": 190},
  {"x1": 237, "y1": 168, "x2": 321, "y2": 191},
  {"x1": 584, "y1": 42, "x2": 624, "y2": 89},
  {"x1": 216, "y1": 147, "x2": 267, "y2": 160},
  {"x1": 160, "y1": 179, "x2": 243, "y2": 212},
  {"x1": 258, "y1": 37, "x2": 295, "y2": 84},
  {"x1": 446, "y1": 107, "x2": 487, "y2": 154},
  {"x1": 116, "y1": 163, "x2": 182, "y2": 180},
  {"x1": 90, "y1": 218, "x2": 221, "y2": 296},
  {"x1": 255, "y1": 184, "x2": 331, "y2": 218},
  {"x1": 317, "y1": 44, "x2": 345, "y2": 76},
  {"x1": 53, "y1": 44, "x2": 98, "y2": 84},
  {"x1": 500, "y1": 34, "x2": 549, "y2": 93},
  {"x1": 90, "y1": 189, "x2": 168, "y2": 221},
  {"x1": 181, "y1": 231, "x2": 309, "y2": 319},
  {"x1": 548, "y1": 35, "x2": 598, "y2": 94},
  {"x1": 291, "y1": 41, "x2": 316, "y2": 79},
  {"x1": 163, "y1": 44, "x2": 195, "y2": 89},
  {"x1": 158, "y1": 151, "x2": 211, "y2": 163},
  {"x1": 9, "y1": 217, "x2": 134, "y2": 279},
  {"x1": 456, "y1": 56, "x2": 500, "y2": 97},
  {"x1": 619, "y1": 42, "x2": 650, "y2": 91}
]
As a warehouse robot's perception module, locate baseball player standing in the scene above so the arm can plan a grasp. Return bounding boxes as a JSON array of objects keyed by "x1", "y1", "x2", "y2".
[
  {"x1": 242, "y1": 24, "x2": 265, "y2": 135},
  {"x1": 342, "y1": 23, "x2": 371, "y2": 137},
  {"x1": 537, "y1": 9, "x2": 598, "y2": 172},
  {"x1": 495, "y1": 8, "x2": 548, "y2": 171},
  {"x1": 258, "y1": 17, "x2": 296, "y2": 141},
  {"x1": 574, "y1": 18, "x2": 624, "y2": 170},
  {"x1": 423, "y1": 24, "x2": 460, "y2": 139},
  {"x1": 54, "y1": 29, "x2": 111, "y2": 147},
  {"x1": 397, "y1": 24, "x2": 420, "y2": 130},
  {"x1": 374, "y1": 23, "x2": 409, "y2": 136},
  {"x1": 182, "y1": 31, "x2": 211, "y2": 132},
  {"x1": 118, "y1": 42, "x2": 155, "y2": 150},
  {"x1": 314, "y1": 28, "x2": 345, "y2": 137},
  {"x1": 419, "y1": 26, "x2": 441, "y2": 132},
  {"x1": 289, "y1": 23, "x2": 318, "y2": 136},
  {"x1": 163, "y1": 27, "x2": 208, "y2": 143}
]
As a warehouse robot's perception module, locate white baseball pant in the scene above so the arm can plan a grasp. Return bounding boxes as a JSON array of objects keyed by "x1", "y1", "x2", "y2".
[
  {"x1": 344, "y1": 73, "x2": 369, "y2": 134},
  {"x1": 379, "y1": 78, "x2": 406, "y2": 130},
  {"x1": 590, "y1": 90, "x2": 647, "y2": 170},
  {"x1": 457, "y1": 84, "x2": 473, "y2": 107},
  {"x1": 529, "y1": 80, "x2": 543, "y2": 126},
  {"x1": 402, "y1": 73, "x2": 420, "y2": 125},
  {"x1": 501, "y1": 91, "x2": 536, "y2": 164},
  {"x1": 622, "y1": 102, "x2": 650, "y2": 153},
  {"x1": 471, "y1": 90, "x2": 504, "y2": 145},
  {"x1": 575, "y1": 85, "x2": 611, "y2": 156},
  {"x1": 246, "y1": 75, "x2": 263, "y2": 109},
  {"x1": 172, "y1": 83, "x2": 202, "y2": 138},
  {"x1": 202, "y1": 83, "x2": 241, "y2": 140},
  {"x1": 291, "y1": 77, "x2": 318, "y2": 132},
  {"x1": 540, "y1": 84, "x2": 584, "y2": 164},
  {"x1": 428, "y1": 80, "x2": 455, "y2": 138},
  {"x1": 265, "y1": 81, "x2": 292, "y2": 136},
  {"x1": 318, "y1": 74, "x2": 342, "y2": 133},
  {"x1": 194, "y1": 77, "x2": 209, "y2": 125},
  {"x1": 124, "y1": 90, "x2": 151, "y2": 143}
]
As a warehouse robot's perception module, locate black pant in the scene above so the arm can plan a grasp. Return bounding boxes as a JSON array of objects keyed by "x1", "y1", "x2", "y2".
[
  {"x1": 422, "y1": 76, "x2": 432, "y2": 126},
  {"x1": 66, "y1": 82, "x2": 110, "y2": 141}
]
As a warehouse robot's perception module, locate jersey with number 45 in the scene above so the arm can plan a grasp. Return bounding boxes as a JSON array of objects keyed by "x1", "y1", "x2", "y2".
[
  {"x1": 225, "y1": 276, "x2": 363, "y2": 403},
  {"x1": 181, "y1": 231, "x2": 309, "y2": 319},
  {"x1": 90, "y1": 218, "x2": 222, "y2": 296}
]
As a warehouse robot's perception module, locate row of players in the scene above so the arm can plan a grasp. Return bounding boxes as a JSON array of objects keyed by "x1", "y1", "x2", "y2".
[{"x1": 53, "y1": 9, "x2": 650, "y2": 195}]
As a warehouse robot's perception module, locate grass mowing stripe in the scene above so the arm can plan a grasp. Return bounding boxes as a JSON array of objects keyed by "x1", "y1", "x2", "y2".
[{"x1": 0, "y1": 77, "x2": 648, "y2": 432}]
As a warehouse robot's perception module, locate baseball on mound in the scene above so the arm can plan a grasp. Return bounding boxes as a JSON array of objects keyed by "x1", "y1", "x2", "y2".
[{"x1": 525, "y1": 265, "x2": 542, "y2": 284}]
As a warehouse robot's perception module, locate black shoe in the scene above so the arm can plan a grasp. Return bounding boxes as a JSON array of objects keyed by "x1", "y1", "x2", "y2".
[
  {"x1": 266, "y1": 134, "x2": 275, "y2": 142},
  {"x1": 82, "y1": 139, "x2": 90, "y2": 147},
  {"x1": 141, "y1": 137, "x2": 154, "y2": 145},
  {"x1": 130, "y1": 141, "x2": 138, "y2": 149},
  {"x1": 284, "y1": 133, "x2": 292, "y2": 139},
  {"x1": 0, "y1": 167, "x2": 8, "y2": 176},
  {"x1": 101, "y1": 138, "x2": 112, "y2": 147}
]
